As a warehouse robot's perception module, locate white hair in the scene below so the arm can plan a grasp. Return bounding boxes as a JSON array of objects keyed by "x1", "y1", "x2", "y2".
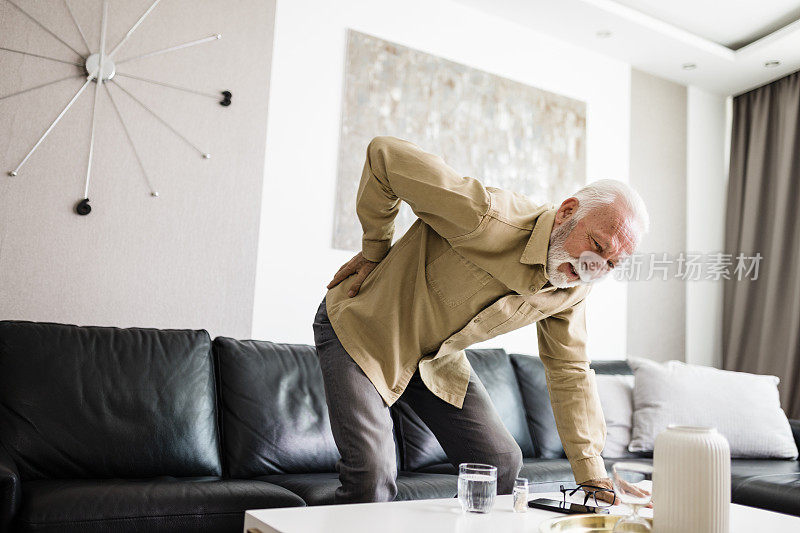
[{"x1": 571, "y1": 179, "x2": 650, "y2": 237}]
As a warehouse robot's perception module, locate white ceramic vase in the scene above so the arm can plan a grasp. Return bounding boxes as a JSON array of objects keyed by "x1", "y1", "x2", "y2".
[{"x1": 653, "y1": 425, "x2": 731, "y2": 533}]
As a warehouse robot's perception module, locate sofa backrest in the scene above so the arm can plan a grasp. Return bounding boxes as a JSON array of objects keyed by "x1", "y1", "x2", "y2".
[
  {"x1": 466, "y1": 349, "x2": 536, "y2": 455},
  {"x1": 0, "y1": 320, "x2": 221, "y2": 480},
  {"x1": 393, "y1": 348, "x2": 535, "y2": 471},
  {"x1": 213, "y1": 338, "x2": 341, "y2": 477},
  {"x1": 510, "y1": 353, "x2": 632, "y2": 458}
]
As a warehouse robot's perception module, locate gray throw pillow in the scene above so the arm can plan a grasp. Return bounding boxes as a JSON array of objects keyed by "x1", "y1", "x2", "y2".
[
  {"x1": 627, "y1": 357, "x2": 798, "y2": 459},
  {"x1": 595, "y1": 374, "x2": 635, "y2": 458}
]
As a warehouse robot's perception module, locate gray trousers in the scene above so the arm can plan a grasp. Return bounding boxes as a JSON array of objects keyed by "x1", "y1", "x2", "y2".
[{"x1": 312, "y1": 296, "x2": 523, "y2": 504}]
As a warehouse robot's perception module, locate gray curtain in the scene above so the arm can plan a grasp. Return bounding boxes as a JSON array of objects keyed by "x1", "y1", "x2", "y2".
[{"x1": 723, "y1": 70, "x2": 800, "y2": 420}]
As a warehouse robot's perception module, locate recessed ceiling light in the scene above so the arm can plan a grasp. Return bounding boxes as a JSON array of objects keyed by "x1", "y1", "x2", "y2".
[
  {"x1": 595, "y1": 30, "x2": 612, "y2": 39},
  {"x1": 764, "y1": 60, "x2": 781, "y2": 68},
  {"x1": 682, "y1": 63, "x2": 697, "y2": 71}
]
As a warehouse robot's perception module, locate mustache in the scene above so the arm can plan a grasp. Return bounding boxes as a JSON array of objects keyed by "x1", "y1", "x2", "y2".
[{"x1": 547, "y1": 223, "x2": 581, "y2": 287}]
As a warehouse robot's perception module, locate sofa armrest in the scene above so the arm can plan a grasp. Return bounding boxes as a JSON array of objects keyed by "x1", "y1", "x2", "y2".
[
  {"x1": 790, "y1": 419, "x2": 800, "y2": 451},
  {"x1": 0, "y1": 446, "x2": 21, "y2": 533}
]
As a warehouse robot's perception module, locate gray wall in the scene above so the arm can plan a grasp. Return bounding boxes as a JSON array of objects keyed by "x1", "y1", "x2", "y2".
[
  {"x1": 627, "y1": 69, "x2": 688, "y2": 362},
  {"x1": 0, "y1": 0, "x2": 276, "y2": 338}
]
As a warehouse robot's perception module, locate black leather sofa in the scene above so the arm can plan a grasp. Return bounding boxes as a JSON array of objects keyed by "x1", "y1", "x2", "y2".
[{"x1": 0, "y1": 320, "x2": 798, "y2": 532}]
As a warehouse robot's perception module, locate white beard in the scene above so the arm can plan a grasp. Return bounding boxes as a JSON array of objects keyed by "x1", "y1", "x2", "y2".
[{"x1": 546, "y1": 217, "x2": 583, "y2": 288}]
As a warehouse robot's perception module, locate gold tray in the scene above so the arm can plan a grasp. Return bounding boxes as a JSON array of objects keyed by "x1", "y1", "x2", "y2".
[{"x1": 539, "y1": 514, "x2": 653, "y2": 532}]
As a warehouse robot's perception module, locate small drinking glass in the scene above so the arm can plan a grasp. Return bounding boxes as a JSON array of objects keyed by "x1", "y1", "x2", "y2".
[
  {"x1": 611, "y1": 462, "x2": 653, "y2": 532},
  {"x1": 512, "y1": 477, "x2": 529, "y2": 512},
  {"x1": 458, "y1": 463, "x2": 497, "y2": 513}
]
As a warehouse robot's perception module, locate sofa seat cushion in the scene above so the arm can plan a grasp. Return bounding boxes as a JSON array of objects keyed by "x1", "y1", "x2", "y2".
[
  {"x1": 520, "y1": 458, "x2": 800, "y2": 489},
  {"x1": 731, "y1": 472, "x2": 800, "y2": 516},
  {"x1": 415, "y1": 457, "x2": 800, "y2": 514},
  {"x1": 729, "y1": 459, "x2": 800, "y2": 488},
  {"x1": 519, "y1": 459, "x2": 577, "y2": 491},
  {"x1": 729, "y1": 459, "x2": 800, "y2": 515},
  {"x1": 416, "y1": 458, "x2": 579, "y2": 491},
  {"x1": 14, "y1": 477, "x2": 304, "y2": 533},
  {"x1": 519, "y1": 457, "x2": 655, "y2": 491},
  {"x1": 415, "y1": 463, "x2": 458, "y2": 475},
  {"x1": 258, "y1": 472, "x2": 457, "y2": 506}
]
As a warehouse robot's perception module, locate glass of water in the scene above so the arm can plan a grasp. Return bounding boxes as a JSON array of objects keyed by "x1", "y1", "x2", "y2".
[
  {"x1": 611, "y1": 462, "x2": 653, "y2": 532},
  {"x1": 458, "y1": 463, "x2": 497, "y2": 513}
]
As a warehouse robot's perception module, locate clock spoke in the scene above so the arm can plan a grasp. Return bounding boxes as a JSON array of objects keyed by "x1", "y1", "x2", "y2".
[
  {"x1": 104, "y1": 84, "x2": 158, "y2": 197},
  {"x1": 115, "y1": 34, "x2": 221, "y2": 65},
  {"x1": 82, "y1": 0, "x2": 109, "y2": 204},
  {"x1": 64, "y1": 0, "x2": 91, "y2": 55},
  {"x1": 0, "y1": 75, "x2": 80, "y2": 101},
  {"x1": 114, "y1": 72, "x2": 221, "y2": 101},
  {"x1": 8, "y1": 78, "x2": 92, "y2": 177},
  {"x1": 107, "y1": 0, "x2": 162, "y2": 59},
  {"x1": 110, "y1": 80, "x2": 210, "y2": 159},
  {"x1": 0, "y1": 46, "x2": 82, "y2": 66},
  {"x1": 6, "y1": 0, "x2": 83, "y2": 58}
]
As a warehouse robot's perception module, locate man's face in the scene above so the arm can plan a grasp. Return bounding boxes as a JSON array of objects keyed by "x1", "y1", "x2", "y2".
[{"x1": 546, "y1": 198, "x2": 638, "y2": 288}]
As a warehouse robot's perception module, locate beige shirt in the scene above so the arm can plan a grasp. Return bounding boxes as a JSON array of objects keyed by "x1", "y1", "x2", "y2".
[{"x1": 325, "y1": 136, "x2": 607, "y2": 483}]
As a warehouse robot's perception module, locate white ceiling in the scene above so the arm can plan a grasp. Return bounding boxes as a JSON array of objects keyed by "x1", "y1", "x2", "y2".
[
  {"x1": 611, "y1": 0, "x2": 800, "y2": 49},
  {"x1": 452, "y1": 0, "x2": 800, "y2": 95}
]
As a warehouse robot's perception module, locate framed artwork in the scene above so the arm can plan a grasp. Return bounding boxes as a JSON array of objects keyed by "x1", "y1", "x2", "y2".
[{"x1": 333, "y1": 29, "x2": 586, "y2": 252}]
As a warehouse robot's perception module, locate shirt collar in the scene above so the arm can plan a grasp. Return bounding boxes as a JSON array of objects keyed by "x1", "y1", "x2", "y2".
[{"x1": 520, "y1": 206, "x2": 557, "y2": 268}]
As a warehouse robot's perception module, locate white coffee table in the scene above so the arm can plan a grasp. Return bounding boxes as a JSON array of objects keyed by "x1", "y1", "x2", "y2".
[{"x1": 244, "y1": 491, "x2": 800, "y2": 532}]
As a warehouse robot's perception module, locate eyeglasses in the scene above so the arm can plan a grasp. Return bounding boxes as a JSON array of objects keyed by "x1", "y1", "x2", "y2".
[{"x1": 559, "y1": 483, "x2": 615, "y2": 508}]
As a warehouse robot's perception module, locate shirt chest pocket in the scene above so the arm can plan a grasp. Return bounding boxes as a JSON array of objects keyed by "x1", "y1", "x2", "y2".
[
  {"x1": 426, "y1": 248, "x2": 493, "y2": 308},
  {"x1": 484, "y1": 301, "x2": 545, "y2": 337}
]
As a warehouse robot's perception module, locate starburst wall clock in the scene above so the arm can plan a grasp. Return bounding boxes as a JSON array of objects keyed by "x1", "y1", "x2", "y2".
[{"x1": 1, "y1": 0, "x2": 232, "y2": 215}]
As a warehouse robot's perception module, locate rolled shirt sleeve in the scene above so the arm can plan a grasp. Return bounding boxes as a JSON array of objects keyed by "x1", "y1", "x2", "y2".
[
  {"x1": 536, "y1": 297, "x2": 608, "y2": 483},
  {"x1": 356, "y1": 136, "x2": 491, "y2": 262}
]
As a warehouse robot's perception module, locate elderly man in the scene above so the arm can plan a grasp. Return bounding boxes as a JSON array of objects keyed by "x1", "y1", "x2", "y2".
[{"x1": 314, "y1": 136, "x2": 649, "y2": 505}]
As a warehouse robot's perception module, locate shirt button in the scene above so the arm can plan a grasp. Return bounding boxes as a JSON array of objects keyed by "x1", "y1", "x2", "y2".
[
  {"x1": 444, "y1": 339, "x2": 453, "y2": 344},
  {"x1": 529, "y1": 284, "x2": 536, "y2": 291},
  {"x1": 473, "y1": 317, "x2": 481, "y2": 323}
]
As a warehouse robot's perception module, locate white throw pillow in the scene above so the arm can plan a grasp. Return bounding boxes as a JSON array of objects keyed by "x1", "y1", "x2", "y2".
[
  {"x1": 595, "y1": 374, "x2": 635, "y2": 458},
  {"x1": 627, "y1": 357, "x2": 798, "y2": 459}
]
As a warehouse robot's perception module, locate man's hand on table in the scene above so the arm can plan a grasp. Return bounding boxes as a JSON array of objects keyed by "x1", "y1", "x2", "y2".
[
  {"x1": 327, "y1": 252, "x2": 380, "y2": 297},
  {"x1": 582, "y1": 477, "x2": 653, "y2": 508}
]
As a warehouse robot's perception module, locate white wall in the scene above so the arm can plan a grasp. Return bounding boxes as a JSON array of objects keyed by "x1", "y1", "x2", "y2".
[
  {"x1": 627, "y1": 69, "x2": 688, "y2": 363},
  {"x1": 685, "y1": 87, "x2": 728, "y2": 368},
  {"x1": 251, "y1": 0, "x2": 632, "y2": 359}
]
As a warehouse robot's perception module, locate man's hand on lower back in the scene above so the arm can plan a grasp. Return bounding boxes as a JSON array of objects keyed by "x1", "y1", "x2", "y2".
[
  {"x1": 582, "y1": 477, "x2": 653, "y2": 508},
  {"x1": 326, "y1": 252, "x2": 380, "y2": 297}
]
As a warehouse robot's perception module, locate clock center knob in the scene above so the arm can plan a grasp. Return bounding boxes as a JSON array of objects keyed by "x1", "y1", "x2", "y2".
[{"x1": 84, "y1": 53, "x2": 116, "y2": 82}]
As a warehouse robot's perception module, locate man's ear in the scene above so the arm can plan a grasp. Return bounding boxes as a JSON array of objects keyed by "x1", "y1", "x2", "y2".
[{"x1": 554, "y1": 197, "x2": 579, "y2": 227}]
